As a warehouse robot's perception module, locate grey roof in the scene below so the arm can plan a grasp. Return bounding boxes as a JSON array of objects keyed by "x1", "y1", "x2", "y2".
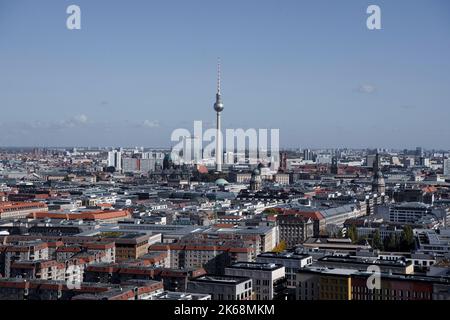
[{"x1": 320, "y1": 204, "x2": 356, "y2": 218}]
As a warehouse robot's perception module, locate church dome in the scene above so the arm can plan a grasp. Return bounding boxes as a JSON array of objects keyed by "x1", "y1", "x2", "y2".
[
  {"x1": 252, "y1": 168, "x2": 261, "y2": 176},
  {"x1": 215, "y1": 178, "x2": 229, "y2": 186}
]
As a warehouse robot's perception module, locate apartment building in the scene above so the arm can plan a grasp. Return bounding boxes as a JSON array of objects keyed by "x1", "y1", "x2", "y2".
[
  {"x1": 256, "y1": 252, "x2": 313, "y2": 291},
  {"x1": 0, "y1": 279, "x2": 164, "y2": 300},
  {"x1": 277, "y1": 214, "x2": 315, "y2": 248},
  {"x1": 84, "y1": 264, "x2": 206, "y2": 292},
  {"x1": 149, "y1": 239, "x2": 257, "y2": 274},
  {"x1": 187, "y1": 275, "x2": 253, "y2": 300},
  {"x1": 0, "y1": 201, "x2": 48, "y2": 220},
  {"x1": 225, "y1": 262, "x2": 286, "y2": 300},
  {"x1": 0, "y1": 241, "x2": 49, "y2": 278},
  {"x1": 192, "y1": 225, "x2": 279, "y2": 254}
]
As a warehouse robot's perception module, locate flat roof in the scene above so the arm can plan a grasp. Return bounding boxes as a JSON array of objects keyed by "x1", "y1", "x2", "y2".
[
  {"x1": 318, "y1": 256, "x2": 411, "y2": 267},
  {"x1": 191, "y1": 275, "x2": 251, "y2": 285},
  {"x1": 228, "y1": 261, "x2": 284, "y2": 271},
  {"x1": 257, "y1": 252, "x2": 311, "y2": 260}
]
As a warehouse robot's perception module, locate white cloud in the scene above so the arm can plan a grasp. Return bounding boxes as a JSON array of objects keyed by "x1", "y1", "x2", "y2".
[
  {"x1": 356, "y1": 84, "x2": 377, "y2": 94},
  {"x1": 58, "y1": 114, "x2": 89, "y2": 128},
  {"x1": 143, "y1": 120, "x2": 160, "y2": 128},
  {"x1": 73, "y1": 114, "x2": 88, "y2": 124}
]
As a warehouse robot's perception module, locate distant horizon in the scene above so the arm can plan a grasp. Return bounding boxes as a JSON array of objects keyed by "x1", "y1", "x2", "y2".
[{"x1": 1, "y1": 145, "x2": 449, "y2": 153}]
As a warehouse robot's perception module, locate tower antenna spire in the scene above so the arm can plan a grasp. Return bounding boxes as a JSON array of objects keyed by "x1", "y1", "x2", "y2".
[{"x1": 217, "y1": 57, "x2": 221, "y2": 94}]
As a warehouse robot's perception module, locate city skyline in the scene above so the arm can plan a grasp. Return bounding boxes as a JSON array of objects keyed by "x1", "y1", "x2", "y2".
[
  {"x1": 1, "y1": 0, "x2": 450, "y2": 148},
  {"x1": 2, "y1": 0, "x2": 450, "y2": 308}
]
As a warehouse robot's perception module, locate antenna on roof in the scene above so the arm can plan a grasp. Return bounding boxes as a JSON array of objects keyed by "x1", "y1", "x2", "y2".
[{"x1": 217, "y1": 57, "x2": 221, "y2": 94}]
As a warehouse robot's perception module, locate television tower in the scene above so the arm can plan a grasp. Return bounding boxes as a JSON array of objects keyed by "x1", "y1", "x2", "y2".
[{"x1": 213, "y1": 58, "x2": 224, "y2": 172}]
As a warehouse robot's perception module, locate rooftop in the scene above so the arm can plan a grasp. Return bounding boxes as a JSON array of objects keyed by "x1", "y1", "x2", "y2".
[
  {"x1": 228, "y1": 261, "x2": 284, "y2": 271},
  {"x1": 190, "y1": 275, "x2": 251, "y2": 285}
]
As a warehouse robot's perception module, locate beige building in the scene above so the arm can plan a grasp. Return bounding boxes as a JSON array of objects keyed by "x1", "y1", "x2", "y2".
[{"x1": 0, "y1": 202, "x2": 48, "y2": 220}]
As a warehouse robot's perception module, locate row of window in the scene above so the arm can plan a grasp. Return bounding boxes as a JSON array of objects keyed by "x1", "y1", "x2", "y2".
[{"x1": 255, "y1": 279, "x2": 271, "y2": 286}]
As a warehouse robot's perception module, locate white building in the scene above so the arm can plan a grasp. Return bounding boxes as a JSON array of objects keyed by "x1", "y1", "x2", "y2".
[
  {"x1": 256, "y1": 252, "x2": 312, "y2": 289},
  {"x1": 187, "y1": 275, "x2": 253, "y2": 300},
  {"x1": 107, "y1": 150, "x2": 122, "y2": 171},
  {"x1": 225, "y1": 262, "x2": 286, "y2": 300},
  {"x1": 444, "y1": 158, "x2": 450, "y2": 176}
]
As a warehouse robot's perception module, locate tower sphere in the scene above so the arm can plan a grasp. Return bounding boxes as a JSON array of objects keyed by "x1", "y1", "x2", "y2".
[{"x1": 214, "y1": 94, "x2": 224, "y2": 112}]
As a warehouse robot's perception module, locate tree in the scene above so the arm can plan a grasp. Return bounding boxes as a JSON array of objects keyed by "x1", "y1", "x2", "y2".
[
  {"x1": 347, "y1": 225, "x2": 358, "y2": 244},
  {"x1": 400, "y1": 226, "x2": 415, "y2": 251},
  {"x1": 371, "y1": 230, "x2": 383, "y2": 250},
  {"x1": 272, "y1": 240, "x2": 287, "y2": 253},
  {"x1": 264, "y1": 208, "x2": 279, "y2": 216},
  {"x1": 384, "y1": 234, "x2": 400, "y2": 252}
]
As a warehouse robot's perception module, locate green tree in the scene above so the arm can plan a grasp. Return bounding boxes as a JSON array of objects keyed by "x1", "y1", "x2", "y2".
[
  {"x1": 384, "y1": 234, "x2": 400, "y2": 251},
  {"x1": 400, "y1": 226, "x2": 415, "y2": 251},
  {"x1": 264, "y1": 208, "x2": 279, "y2": 216},
  {"x1": 347, "y1": 225, "x2": 358, "y2": 244},
  {"x1": 371, "y1": 230, "x2": 383, "y2": 250}
]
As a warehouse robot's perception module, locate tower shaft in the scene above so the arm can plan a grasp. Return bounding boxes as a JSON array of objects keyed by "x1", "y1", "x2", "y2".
[{"x1": 216, "y1": 111, "x2": 222, "y2": 172}]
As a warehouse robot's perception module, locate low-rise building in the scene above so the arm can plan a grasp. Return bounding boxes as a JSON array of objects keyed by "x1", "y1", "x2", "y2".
[{"x1": 0, "y1": 202, "x2": 48, "y2": 220}]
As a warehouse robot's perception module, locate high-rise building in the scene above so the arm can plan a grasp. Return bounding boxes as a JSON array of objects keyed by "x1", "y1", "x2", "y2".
[
  {"x1": 303, "y1": 149, "x2": 314, "y2": 161},
  {"x1": 213, "y1": 59, "x2": 224, "y2": 172},
  {"x1": 418, "y1": 157, "x2": 430, "y2": 168},
  {"x1": 444, "y1": 158, "x2": 450, "y2": 176},
  {"x1": 366, "y1": 154, "x2": 376, "y2": 168},
  {"x1": 122, "y1": 158, "x2": 156, "y2": 173},
  {"x1": 403, "y1": 157, "x2": 415, "y2": 168},
  {"x1": 416, "y1": 146, "x2": 424, "y2": 157},
  {"x1": 107, "y1": 150, "x2": 122, "y2": 172},
  {"x1": 331, "y1": 156, "x2": 339, "y2": 175},
  {"x1": 122, "y1": 157, "x2": 140, "y2": 173}
]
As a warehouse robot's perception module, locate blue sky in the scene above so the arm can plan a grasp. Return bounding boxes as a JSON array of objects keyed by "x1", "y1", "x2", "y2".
[{"x1": 0, "y1": 0, "x2": 449, "y2": 149}]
